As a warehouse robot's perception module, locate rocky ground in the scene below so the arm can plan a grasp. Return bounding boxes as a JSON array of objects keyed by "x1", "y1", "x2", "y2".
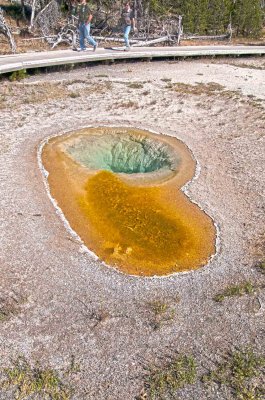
[{"x1": 0, "y1": 57, "x2": 265, "y2": 399}]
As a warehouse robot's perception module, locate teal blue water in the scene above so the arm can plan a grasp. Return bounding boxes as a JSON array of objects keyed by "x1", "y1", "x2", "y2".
[{"x1": 66, "y1": 132, "x2": 178, "y2": 174}]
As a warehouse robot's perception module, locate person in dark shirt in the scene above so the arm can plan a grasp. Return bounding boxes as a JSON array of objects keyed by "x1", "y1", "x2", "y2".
[
  {"x1": 122, "y1": 2, "x2": 137, "y2": 51},
  {"x1": 72, "y1": 0, "x2": 97, "y2": 51}
]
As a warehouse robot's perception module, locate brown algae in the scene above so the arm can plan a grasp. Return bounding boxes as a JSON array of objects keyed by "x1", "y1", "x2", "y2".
[{"x1": 42, "y1": 127, "x2": 216, "y2": 276}]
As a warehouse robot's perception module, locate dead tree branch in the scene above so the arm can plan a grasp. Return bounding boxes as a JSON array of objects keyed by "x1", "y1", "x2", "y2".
[{"x1": 0, "y1": 7, "x2": 16, "y2": 53}]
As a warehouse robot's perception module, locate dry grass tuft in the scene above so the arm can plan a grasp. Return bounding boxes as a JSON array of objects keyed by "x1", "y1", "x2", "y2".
[
  {"x1": 92, "y1": 81, "x2": 112, "y2": 93},
  {"x1": 169, "y1": 82, "x2": 240, "y2": 99},
  {"x1": 0, "y1": 294, "x2": 27, "y2": 322},
  {"x1": 222, "y1": 61, "x2": 265, "y2": 70},
  {"x1": 128, "y1": 82, "x2": 144, "y2": 89},
  {"x1": 68, "y1": 92, "x2": 81, "y2": 99},
  {"x1": 147, "y1": 299, "x2": 178, "y2": 330},
  {"x1": 115, "y1": 100, "x2": 139, "y2": 108},
  {"x1": 255, "y1": 260, "x2": 265, "y2": 275},
  {"x1": 0, "y1": 82, "x2": 68, "y2": 107},
  {"x1": 0, "y1": 79, "x2": 113, "y2": 108},
  {"x1": 161, "y1": 78, "x2": 172, "y2": 82}
]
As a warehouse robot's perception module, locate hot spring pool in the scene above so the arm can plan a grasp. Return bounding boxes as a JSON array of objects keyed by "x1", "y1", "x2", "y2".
[{"x1": 41, "y1": 127, "x2": 216, "y2": 276}]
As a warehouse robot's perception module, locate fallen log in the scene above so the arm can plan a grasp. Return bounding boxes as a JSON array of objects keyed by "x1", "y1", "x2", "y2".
[
  {"x1": 131, "y1": 35, "x2": 173, "y2": 47},
  {"x1": 21, "y1": 36, "x2": 57, "y2": 40},
  {"x1": 183, "y1": 34, "x2": 231, "y2": 41},
  {"x1": 93, "y1": 36, "x2": 139, "y2": 44}
]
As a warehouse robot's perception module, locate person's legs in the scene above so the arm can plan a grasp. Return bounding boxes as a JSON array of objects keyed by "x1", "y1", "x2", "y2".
[
  {"x1": 123, "y1": 25, "x2": 131, "y2": 48},
  {"x1": 79, "y1": 23, "x2": 86, "y2": 50},
  {"x1": 85, "y1": 23, "x2": 97, "y2": 48}
]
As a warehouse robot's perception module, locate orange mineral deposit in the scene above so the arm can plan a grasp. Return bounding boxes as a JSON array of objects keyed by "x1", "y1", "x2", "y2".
[{"x1": 42, "y1": 127, "x2": 216, "y2": 276}]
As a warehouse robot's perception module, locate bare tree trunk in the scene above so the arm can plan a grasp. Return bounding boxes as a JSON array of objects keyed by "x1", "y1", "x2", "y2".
[
  {"x1": 21, "y1": 0, "x2": 27, "y2": 21},
  {"x1": 0, "y1": 7, "x2": 16, "y2": 53},
  {"x1": 29, "y1": 0, "x2": 37, "y2": 31},
  {"x1": 177, "y1": 15, "x2": 183, "y2": 45}
]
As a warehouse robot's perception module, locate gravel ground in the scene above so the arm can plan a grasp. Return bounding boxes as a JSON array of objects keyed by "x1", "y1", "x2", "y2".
[{"x1": 0, "y1": 57, "x2": 265, "y2": 399}]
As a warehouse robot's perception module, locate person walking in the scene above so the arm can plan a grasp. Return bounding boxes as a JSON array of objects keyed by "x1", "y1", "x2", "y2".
[
  {"x1": 72, "y1": 0, "x2": 97, "y2": 51},
  {"x1": 122, "y1": 2, "x2": 137, "y2": 51}
]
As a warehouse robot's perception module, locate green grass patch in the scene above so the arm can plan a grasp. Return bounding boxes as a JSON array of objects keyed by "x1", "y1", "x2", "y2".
[
  {"x1": 213, "y1": 282, "x2": 255, "y2": 302},
  {"x1": 9, "y1": 70, "x2": 28, "y2": 82},
  {"x1": 1, "y1": 356, "x2": 73, "y2": 400},
  {"x1": 142, "y1": 354, "x2": 197, "y2": 399},
  {"x1": 202, "y1": 348, "x2": 265, "y2": 400}
]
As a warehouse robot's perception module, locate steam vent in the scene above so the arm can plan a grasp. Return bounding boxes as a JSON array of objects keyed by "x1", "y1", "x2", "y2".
[{"x1": 42, "y1": 127, "x2": 216, "y2": 276}]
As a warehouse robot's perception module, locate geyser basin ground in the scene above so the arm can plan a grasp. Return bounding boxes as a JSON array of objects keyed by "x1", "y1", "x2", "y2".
[{"x1": 42, "y1": 127, "x2": 216, "y2": 276}]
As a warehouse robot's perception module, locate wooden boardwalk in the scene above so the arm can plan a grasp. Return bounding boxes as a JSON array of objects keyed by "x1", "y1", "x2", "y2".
[{"x1": 1, "y1": 45, "x2": 265, "y2": 74}]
